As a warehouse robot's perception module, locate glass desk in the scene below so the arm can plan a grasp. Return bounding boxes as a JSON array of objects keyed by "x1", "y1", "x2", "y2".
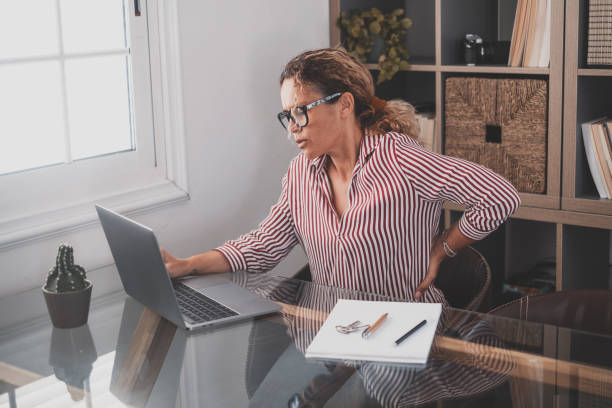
[{"x1": 1, "y1": 271, "x2": 611, "y2": 407}]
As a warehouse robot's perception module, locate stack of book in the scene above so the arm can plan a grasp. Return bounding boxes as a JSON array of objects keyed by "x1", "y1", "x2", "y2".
[
  {"x1": 415, "y1": 112, "x2": 435, "y2": 152},
  {"x1": 582, "y1": 117, "x2": 612, "y2": 198},
  {"x1": 508, "y1": 0, "x2": 551, "y2": 67},
  {"x1": 587, "y1": 0, "x2": 612, "y2": 65},
  {"x1": 502, "y1": 258, "x2": 556, "y2": 299}
]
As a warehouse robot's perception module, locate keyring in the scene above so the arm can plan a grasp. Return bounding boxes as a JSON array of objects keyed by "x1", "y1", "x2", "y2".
[{"x1": 335, "y1": 320, "x2": 370, "y2": 334}]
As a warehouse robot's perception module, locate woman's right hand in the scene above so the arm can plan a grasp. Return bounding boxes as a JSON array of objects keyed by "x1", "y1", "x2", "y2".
[{"x1": 160, "y1": 249, "x2": 193, "y2": 279}]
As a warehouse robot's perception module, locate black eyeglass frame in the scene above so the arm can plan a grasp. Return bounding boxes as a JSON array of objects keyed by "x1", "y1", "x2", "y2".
[{"x1": 277, "y1": 92, "x2": 343, "y2": 130}]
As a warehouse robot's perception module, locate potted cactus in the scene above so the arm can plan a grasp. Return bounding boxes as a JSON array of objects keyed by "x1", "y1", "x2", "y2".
[{"x1": 43, "y1": 244, "x2": 93, "y2": 328}]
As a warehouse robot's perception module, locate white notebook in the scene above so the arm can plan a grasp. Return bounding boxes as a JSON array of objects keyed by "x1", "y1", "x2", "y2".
[{"x1": 305, "y1": 299, "x2": 442, "y2": 364}]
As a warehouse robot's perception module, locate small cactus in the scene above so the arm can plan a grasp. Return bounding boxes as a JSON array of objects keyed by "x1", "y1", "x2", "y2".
[{"x1": 44, "y1": 244, "x2": 88, "y2": 292}]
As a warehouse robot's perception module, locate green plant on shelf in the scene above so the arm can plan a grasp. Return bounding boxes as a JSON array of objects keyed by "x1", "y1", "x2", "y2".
[{"x1": 337, "y1": 7, "x2": 412, "y2": 84}]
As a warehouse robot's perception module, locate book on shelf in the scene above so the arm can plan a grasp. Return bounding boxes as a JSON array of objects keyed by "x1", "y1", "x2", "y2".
[
  {"x1": 415, "y1": 112, "x2": 435, "y2": 152},
  {"x1": 502, "y1": 259, "x2": 556, "y2": 297},
  {"x1": 587, "y1": 0, "x2": 612, "y2": 65},
  {"x1": 538, "y1": 0, "x2": 551, "y2": 67},
  {"x1": 605, "y1": 120, "x2": 612, "y2": 152},
  {"x1": 582, "y1": 117, "x2": 612, "y2": 198},
  {"x1": 591, "y1": 121, "x2": 612, "y2": 196},
  {"x1": 523, "y1": 0, "x2": 539, "y2": 66},
  {"x1": 508, "y1": 0, "x2": 550, "y2": 67},
  {"x1": 508, "y1": 0, "x2": 529, "y2": 67},
  {"x1": 502, "y1": 283, "x2": 552, "y2": 297},
  {"x1": 597, "y1": 121, "x2": 612, "y2": 182}
]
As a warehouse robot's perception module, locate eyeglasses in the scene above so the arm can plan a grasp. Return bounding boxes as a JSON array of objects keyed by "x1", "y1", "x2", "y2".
[{"x1": 277, "y1": 92, "x2": 342, "y2": 130}]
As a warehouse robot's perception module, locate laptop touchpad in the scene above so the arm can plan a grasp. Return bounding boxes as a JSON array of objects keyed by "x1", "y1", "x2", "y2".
[
  {"x1": 197, "y1": 284, "x2": 262, "y2": 311},
  {"x1": 180, "y1": 273, "x2": 233, "y2": 289}
]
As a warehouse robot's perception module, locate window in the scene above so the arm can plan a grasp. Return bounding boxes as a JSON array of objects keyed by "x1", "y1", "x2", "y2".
[
  {"x1": 1, "y1": 0, "x2": 135, "y2": 175},
  {"x1": 0, "y1": 0, "x2": 188, "y2": 248}
]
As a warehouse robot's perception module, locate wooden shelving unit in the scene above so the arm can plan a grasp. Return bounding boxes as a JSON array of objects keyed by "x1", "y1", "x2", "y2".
[
  {"x1": 563, "y1": 0, "x2": 612, "y2": 219},
  {"x1": 330, "y1": 0, "x2": 612, "y2": 306}
]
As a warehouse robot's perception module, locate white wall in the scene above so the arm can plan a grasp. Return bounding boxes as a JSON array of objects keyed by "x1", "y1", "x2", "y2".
[{"x1": 0, "y1": 0, "x2": 328, "y2": 300}]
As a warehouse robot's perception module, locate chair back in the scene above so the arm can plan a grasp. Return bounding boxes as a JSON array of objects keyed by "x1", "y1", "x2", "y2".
[
  {"x1": 489, "y1": 290, "x2": 612, "y2": 336},
  {"x1": 435, "y1": 246, "x2": 492, "y2": 312}
]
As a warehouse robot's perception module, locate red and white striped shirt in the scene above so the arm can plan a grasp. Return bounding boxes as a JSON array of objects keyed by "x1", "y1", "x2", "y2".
[{"x1": 217, "y1": 132, "x2": 520, "y2": 304}]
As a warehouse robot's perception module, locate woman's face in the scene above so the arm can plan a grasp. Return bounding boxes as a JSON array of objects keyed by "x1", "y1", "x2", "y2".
[{"x1": 280, "y1": 78, "x2": 343, "y2": 160}]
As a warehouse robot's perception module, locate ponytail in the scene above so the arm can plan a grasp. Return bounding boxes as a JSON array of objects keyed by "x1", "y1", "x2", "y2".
[{"x1": 360, "y1": 98, "x2": 419, "y2": 139}]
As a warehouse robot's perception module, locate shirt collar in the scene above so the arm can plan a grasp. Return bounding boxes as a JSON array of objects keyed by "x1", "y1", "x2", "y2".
[
  {"x1": 308, "y1": 154, "x2": 328, "y2": 175},
  {"x1": 307, "y1": 131, "x2": 384, "y2": 176},
  {"x1": 357, "y1": 130, "x2": 383, "y2": 169}
]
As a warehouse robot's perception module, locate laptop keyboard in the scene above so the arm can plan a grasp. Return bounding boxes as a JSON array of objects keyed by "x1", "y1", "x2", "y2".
[{"x1": 173, "y1": 283, "x2": 238, "y2": 324}]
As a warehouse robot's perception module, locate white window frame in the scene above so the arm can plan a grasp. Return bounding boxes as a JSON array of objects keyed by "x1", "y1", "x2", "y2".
[{"x1": 0, "y1": 0, "x2": 188, "y2": 250}]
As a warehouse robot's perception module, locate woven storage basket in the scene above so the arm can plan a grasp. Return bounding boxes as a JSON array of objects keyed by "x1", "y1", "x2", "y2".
[{"x1": 444, "y1": 77, "x2": 548, "y2": 193}]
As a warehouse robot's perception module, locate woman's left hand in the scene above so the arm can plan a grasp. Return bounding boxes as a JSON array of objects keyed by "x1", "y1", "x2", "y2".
[{"x1": 415, "y1": 234, "x2": 447, "y2": 299}]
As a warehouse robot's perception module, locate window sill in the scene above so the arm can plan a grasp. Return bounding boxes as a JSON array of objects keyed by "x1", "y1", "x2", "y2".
[{"x1": 0, "y1": 180, "x2": 189, "y2": 250}]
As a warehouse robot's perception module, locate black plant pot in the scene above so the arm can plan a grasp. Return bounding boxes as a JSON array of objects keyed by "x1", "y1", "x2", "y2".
[{"x1": 43, "y1": 281, "x2": 93, "y2": 328}]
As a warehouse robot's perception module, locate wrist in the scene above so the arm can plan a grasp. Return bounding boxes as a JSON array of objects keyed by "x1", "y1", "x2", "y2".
[
  {"x1": 442, "y1": 240, "x2": 457, "y2": 258},
  {"x1": 184, "y1": 255, "x2": 198, "y2": 276},
  {"x1": 438, "y1": 227, "x2": 458, "y2": 258},
  {"x1": 430, "y1": 243, "x2": 447, "y2": 264}
]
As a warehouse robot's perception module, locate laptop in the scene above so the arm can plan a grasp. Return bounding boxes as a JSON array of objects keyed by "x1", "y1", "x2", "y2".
[{"x1": 95, "y1": 204, "x2": 281, "y2": 330}]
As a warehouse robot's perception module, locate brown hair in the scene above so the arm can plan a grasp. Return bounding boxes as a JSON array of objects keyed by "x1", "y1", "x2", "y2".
[{"x1": 279, "y1": 48, "x2": 419, "y2": 139}]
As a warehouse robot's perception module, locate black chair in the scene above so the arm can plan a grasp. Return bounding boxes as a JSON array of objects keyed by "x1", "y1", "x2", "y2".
[
  {"x1": 435, "y1": 246, "x2": 492, "y2": 312},
  {"x1": 291, "y1": 245, "x2": 492, "y2": 312}
]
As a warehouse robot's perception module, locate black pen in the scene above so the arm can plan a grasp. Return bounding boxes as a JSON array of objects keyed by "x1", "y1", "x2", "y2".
[{"x1": 394, "y1": 319, "x2": 427, "y2": 346}]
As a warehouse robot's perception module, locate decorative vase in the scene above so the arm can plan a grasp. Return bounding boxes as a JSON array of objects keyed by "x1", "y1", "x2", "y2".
[{"x1": 43, "y1": 281, "x2": 93, "y2": 328}]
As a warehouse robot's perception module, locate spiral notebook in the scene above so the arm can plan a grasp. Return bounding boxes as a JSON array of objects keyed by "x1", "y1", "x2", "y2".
[{"x1": 305, "y1": 300, "x2": 442, "y2": 364}]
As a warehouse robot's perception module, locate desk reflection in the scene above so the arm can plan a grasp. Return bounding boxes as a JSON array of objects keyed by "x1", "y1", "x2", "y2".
[
  {"x1": 235, "y1": 273, "x2": 513, "y2": 407},
  {"x1": 49, "y1": 325, "x2": 98, "y2": 404},
  {"x1": 105, "y1": 273, "x2": 612, "y2": 408},
  {"x1": 110, "y1": 297, "x2": 185, "y2": 408}
]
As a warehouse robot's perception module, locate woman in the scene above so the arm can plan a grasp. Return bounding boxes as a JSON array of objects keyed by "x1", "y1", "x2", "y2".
[{"x1": 162, "y1": 48, "x2": 520, "y2": 304}]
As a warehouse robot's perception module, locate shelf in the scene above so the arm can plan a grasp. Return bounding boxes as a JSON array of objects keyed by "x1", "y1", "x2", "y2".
[
  {"x1": 562, "y1": 197, "x2": 612, "y2": 220},
  {"x1": 334, "y1": 0, "x2": 611, "y2": 299},
  {"x1": 570, "y1": 194, "x2": 611, "y2": 202},
  {"x1": 364, "y1": 63, "x2": 437, "y2": 73},
  {"x1": 564, "y1": 1, "x2": 612, "y2": 219},
  {"x1": 442, "y1": 192, "x2": 558, "y2": 214},
  {"x1": 440, "y1": 0, "x2": 506, "y2": 66},
  {"x1": 370, "y1": 70, "x2": 435, "y2": 104},
  {"x1": 364, "y1": 64, "x2": 552, "y2": 75},
  {"x1": 577, "y1": 68, "x2": 612, "y2": 77},
  {"x1": 445, "y1": 201, "x2": 612, "y2": 230},
  {"x1": 440, "y1": 65, "x2": 550, "y2": 75},
  {"x1": 561, "y1": 225, "x2": 610, "y2": 290}
]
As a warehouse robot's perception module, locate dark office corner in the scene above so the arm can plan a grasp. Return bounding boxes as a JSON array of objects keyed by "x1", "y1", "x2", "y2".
[{"x1": 562, "y1": 225, "x2": 610, "y2": 290}]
